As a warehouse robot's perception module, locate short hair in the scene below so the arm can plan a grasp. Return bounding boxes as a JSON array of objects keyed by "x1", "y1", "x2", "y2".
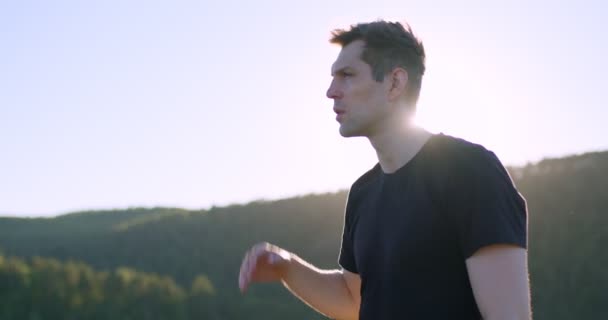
[{"x1": 330, "y1": 20, "x2": 426, "y2": 106}]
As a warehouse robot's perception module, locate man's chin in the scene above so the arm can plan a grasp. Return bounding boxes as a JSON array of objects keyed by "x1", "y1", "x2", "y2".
[{"x1": 339, "y1": 126, "x2": 363, "y2": 138}]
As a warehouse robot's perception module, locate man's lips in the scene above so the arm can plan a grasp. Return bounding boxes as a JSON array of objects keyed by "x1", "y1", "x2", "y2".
[
  {"x1": 336, "y1": 112, "x2": 344, "y2": 122},
  {"x1": 334, "y1": 110, "x2": 345, "y2": 122}
]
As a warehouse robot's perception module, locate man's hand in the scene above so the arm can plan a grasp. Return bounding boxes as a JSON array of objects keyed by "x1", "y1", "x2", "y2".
[
  {"x1": 237, "y1": 242, "x2": 360, "y2": 319},
  {"x1": 238, "y1": 242, "x2": 292, "y2": 293}
]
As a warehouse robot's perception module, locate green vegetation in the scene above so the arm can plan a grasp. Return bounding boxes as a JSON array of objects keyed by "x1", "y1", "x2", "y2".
[
  {"x1": 0, "y1": 151, "x2": 606, "y2": 319},
  {"x1": 0, "y1": 255, "x2": 202, "y2": 319}
]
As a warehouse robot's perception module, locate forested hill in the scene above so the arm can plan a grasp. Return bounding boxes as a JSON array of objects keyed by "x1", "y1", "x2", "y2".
[{"x1": 0, "y1": 150, "x2": 606, "y2": 319}]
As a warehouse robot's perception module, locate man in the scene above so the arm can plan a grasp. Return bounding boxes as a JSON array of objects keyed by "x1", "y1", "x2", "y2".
[{"x1": 238, "y1": 20, "x2": 531, "y2": 320}]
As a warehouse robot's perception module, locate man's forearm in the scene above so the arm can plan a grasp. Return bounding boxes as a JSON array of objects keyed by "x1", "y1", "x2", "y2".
[{"x1": 280, "y1": 254, "x2": 358, "y2": 320}]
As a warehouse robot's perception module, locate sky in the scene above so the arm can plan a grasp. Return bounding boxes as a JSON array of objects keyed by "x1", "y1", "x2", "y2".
[{"x1": 1, "y1": 0, "x2": 606, "y2": 217}]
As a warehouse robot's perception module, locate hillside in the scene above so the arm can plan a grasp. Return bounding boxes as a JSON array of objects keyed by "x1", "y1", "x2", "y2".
[{"x1": 0, "y1": 151, "x2": 606, "y2": 319}]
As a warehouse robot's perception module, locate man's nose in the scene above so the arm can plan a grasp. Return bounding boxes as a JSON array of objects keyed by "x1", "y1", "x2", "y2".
[{"x1": 326, "y1": 79, "x2": 343, "y2": 100}]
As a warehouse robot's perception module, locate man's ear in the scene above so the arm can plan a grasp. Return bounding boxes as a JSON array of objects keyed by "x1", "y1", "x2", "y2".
[{"x1": 388, "y1": 68, "x2": 408, "y2": 101}]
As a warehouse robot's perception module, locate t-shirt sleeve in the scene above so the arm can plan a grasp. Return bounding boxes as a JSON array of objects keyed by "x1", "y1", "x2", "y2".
[
  {"x1": 338, "y1": 191, "x2": 358, "y2": 273},
  {"x1": 452, "y1": 149, "x2": 528, "y2": 259}
]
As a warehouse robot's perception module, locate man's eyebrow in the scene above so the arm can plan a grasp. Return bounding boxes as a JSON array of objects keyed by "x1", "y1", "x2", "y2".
[{"x1": 331, "y1": 66, "x2": 351, "y2": 76}]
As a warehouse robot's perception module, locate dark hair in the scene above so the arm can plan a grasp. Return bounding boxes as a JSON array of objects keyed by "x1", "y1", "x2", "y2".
[{"x1": 330, "y1": 20, "x2": 426, "y2": 106}]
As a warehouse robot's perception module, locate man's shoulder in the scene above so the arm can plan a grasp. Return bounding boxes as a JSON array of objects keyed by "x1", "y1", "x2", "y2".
[
  {"x1": 425, "y1": 133, "x2": 500, "y2": 168},
  {"x1": 346, "y1": 133, "x2": 504, "y2": 194},
  {"x1": 428, "y1": 133, "x2": 518, "y2": 194},
  {"x1": 427, "y1": 133, "x2": 490, "y2": 157}
]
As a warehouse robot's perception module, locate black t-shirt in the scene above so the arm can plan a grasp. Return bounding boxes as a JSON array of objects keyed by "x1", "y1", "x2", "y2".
[{"x1": 339, "y1": 133, "x2": 527, "y2": 320}]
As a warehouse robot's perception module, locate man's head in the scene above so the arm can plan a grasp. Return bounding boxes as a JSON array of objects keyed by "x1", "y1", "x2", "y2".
[{"x1": 326, "y1": 20, "x2": 426, "y2": 138}]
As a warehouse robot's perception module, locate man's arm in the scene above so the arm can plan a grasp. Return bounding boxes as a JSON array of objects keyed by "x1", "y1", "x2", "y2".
[
  {"x1": 282, "y1": 256, "x2": 361, "y2": 320},
  {"x1": 466, "y1": 244, "x2": 531, "y2": 320},
  {"x1": 239, "y1": 242, "x2": 361, "y2": 320}
]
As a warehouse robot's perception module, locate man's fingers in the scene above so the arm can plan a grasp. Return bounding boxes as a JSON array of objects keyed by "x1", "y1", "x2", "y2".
[
  {"x1": 267, "y1": 252, "x2": 276, "y2": 264},
  {"x1": 248, "y1": 243, "x2": 267, "y2": 270},
  {"x1": 239, "y1": 254, "x2": 247, "y2": 291},
  {"x1": 239, "y1": 247, "x2": 256, "y2": 292},
  {"x1": 248, "y1": 244, "x2": 265, "y2": 278},
  {"x1": 239, "y1": 242, "x2": 269, "y2": 293},
  {"x1": 241, "y1": 249, "x2": 251, "y2": 277}
]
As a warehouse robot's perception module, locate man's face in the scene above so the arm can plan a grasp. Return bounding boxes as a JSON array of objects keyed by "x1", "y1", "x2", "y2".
[{"x1": 327, "y1": 40, "x2": 392, "y2": 138}]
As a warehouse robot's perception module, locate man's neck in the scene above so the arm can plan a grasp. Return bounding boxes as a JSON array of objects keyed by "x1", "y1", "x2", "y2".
[{"x1": 368, "y1": 122, "x2": 432, "y2": 174}]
